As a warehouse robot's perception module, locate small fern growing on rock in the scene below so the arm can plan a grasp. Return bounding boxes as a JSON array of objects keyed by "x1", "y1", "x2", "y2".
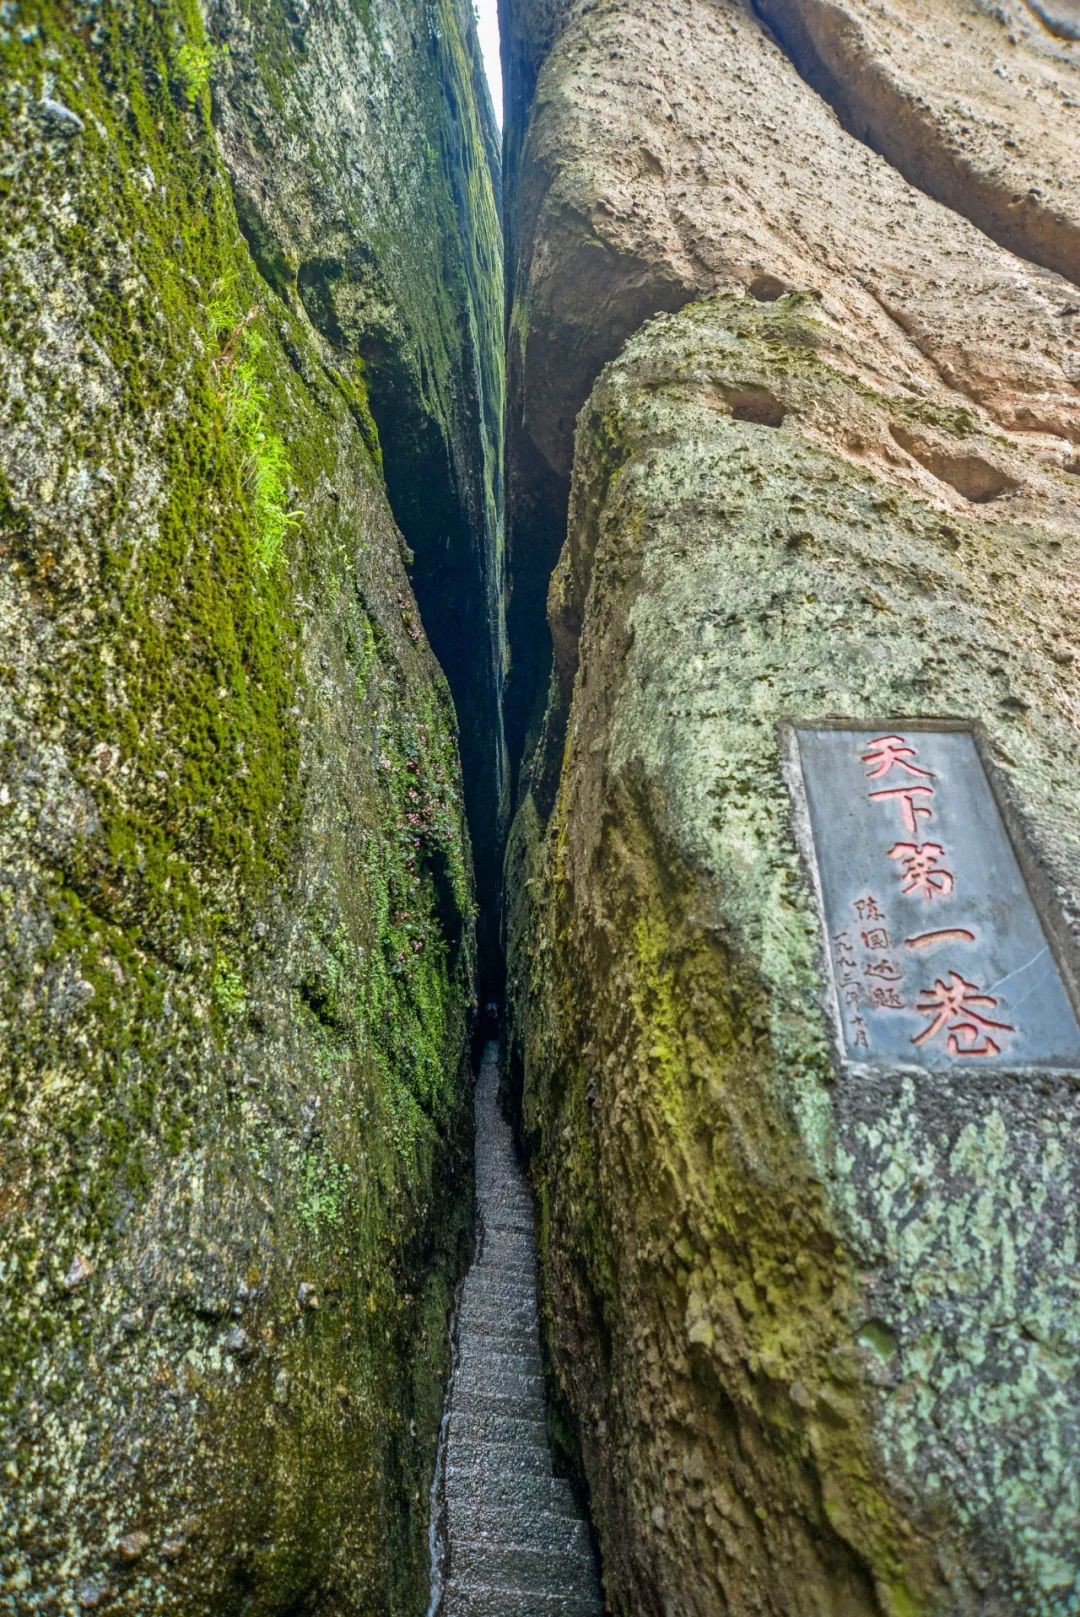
[
  {"x1": 174, "y1": 39, "x2": 221, "y2": 106},
  {"x1": 209, "y1": 288, "x2": 303, "y2": 570}
]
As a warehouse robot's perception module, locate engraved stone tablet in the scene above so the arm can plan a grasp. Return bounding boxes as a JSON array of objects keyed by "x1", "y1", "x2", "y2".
[{"x1": 793, "y1": 727, "x2": 1080, "y2": 1069}]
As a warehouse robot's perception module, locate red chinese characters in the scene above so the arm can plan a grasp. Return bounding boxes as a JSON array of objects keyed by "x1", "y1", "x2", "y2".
[
  {"x1": 868, "y1": 784, "x2": 936, "y2": 834},
  {"x1": 852, "y1": 732, "x2": 1016, "y2": 1060},
  {"x1": 912, "y1": 971, "x2": 1015, "y2": 1059},
  {"x1": 864, "y1": 735, "x2": 938, "y2": 837},
  {"x1": 887, "y1": 841, "x2": 955, "y2": 899},
  {"x1": 861, "y1": 736, "x2": 934, "y2": 781}
]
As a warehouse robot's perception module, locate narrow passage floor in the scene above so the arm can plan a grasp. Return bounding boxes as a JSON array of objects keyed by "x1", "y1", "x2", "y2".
[{"x1": 439, "y1": 1041, "x2": 604, "y2": 1616}]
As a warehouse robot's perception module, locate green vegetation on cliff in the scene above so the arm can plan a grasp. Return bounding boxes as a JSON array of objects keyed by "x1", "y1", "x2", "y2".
[{"x1": 0, "y1": 0, "x2": 500, "y2": 1610}]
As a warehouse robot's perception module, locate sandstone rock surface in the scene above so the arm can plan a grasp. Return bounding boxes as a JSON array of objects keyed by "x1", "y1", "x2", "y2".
[
  {"x1": 503, "y1": 0, "x2": 1080, "y2": 1611},
  {"x1": 0, "y1": 0, "x2": 501, "y2": 1611},
  {"x1": 501, "y1": 0, "x2": 1079, "y2": 762},
  {"x1": 756, "y1": 0, "x2": 1080, "y2": 286}
]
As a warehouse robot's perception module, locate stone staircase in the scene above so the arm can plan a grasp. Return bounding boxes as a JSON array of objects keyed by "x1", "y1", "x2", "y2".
[{"x1": 434, "y1": 1042, "x2": 605, "y2": 1616}]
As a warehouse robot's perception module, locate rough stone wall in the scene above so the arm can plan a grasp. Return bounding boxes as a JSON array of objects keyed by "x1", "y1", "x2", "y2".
[
  {"x1": 212, "y1": 0, "x2": 507, "y2": 970},
  {"x1": 0, "y1": 1, "x2": 500, "y2": 1611},
  {"x1": 503, "y1": 0, "x2": 1080, "y2": 1612}
]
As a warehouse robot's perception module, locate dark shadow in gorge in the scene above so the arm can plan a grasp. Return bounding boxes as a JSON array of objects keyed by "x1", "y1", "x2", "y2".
[{"x1": 363, "y1": 328, "x2": 505, "y2": 993}]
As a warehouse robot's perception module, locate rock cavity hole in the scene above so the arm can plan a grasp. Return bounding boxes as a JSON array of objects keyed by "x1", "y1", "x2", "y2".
[
  {"x1": 890, "y1": 426, "x2": 1019, "y2": 504},
  {"x1": 730, "y1": 388, "x2": 787, "y2": 428}
]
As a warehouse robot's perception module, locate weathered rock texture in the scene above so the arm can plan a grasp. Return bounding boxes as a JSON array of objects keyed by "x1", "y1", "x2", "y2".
[
  {"x1": 503, "y1": 0, "x2": 1080, "y2": 1612},
  {"x1": 0, "y1": 1, "x2": 500, "y2": 1611},
  {"x1": 755, "y1": 0, "x2": 1080, "y2": 287},
  {"x1": 213, "y1": 0, "x2": 507, "y2": 967}
]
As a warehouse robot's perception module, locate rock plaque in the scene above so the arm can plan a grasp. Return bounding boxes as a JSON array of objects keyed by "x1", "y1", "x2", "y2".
[{"x1": 793, "y1": 726, "x2": 1080, "y2": 1069}]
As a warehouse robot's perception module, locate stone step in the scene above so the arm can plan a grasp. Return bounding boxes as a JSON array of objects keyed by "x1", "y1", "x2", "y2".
[
  {"x1": 456, "y1": 1305, "x2": 538, "y2": 1335},
  {"x1": 477, "y1": 1206, "x2": 533, "y2": 1223},
  {"x1": 450, "y1": 1541, "x2": 601, "y2": 1596},
  {"x1": 476, "y1": 1196, "x2": 534, "y2": 1217},
  {"x1": 457, "y1": 1345, "x2": 544, "y2": 1382},
  {"x1": 447, "y1": 1409, "x2": 548, "y2": 1450},
  {"x1": 482, "y1": 1209, "x2": 535, "y2": 1227},
  {"x1": 455, "y1": 1318, "x2": 539, "y2": 1356},
  {"x1": 465, "y1": 1254, "x2": 536, "y2": 1280},
  {"x1": 458, "y1": 1287, "x2": 538, "y2": 1318},
  {"x1": 451, "y1": 1384, "x2": 547, "y2": 1420},
  {"x1": 463, "y1": 1290, "x2": 537, "y2": 1318},
  {"x1": 443, "y1": 1580, "x2": 604, "y2": 1617},
  {"x1": 455, "y1": 1328, "x2": 539, "y2": 1362},
  {"x1": 473, "y1": 1252, "x2": 536, "y2": 1279},
  {"x1": 446, "y1": 1501, "x2": 595, "y2": 1559},
  {"x1": 477, "y1": 1227, "x2": 536, "y2": 1254},
  {"x1": 435, "y1": 1043, "x2": 601, "y2": 1617},
  {"x1": 454, "y1": 1347, "x2": 542, "y2": 1383},
  {"x1": 448, "y1": 1438, "x2": 553, "y2": 1482},
  {"x1": 459, "y1": 1303, "x2": 538, "y2": 1334},
  {"x1": 476, "y1": 1175, "x2": 532, "y2": 1196},
  {"x1": 445, "y1": 1467, "x2": 582, "y2": 1519},
  {"x1": 452, "y1": 1379, "x2": 546, "y2": 1414},
  {"x1": 465, "y1": 1265, "x2": 537, "y2": 1293},
  {"x1": 463, "y1": 1261, "x2": 537, "y2": 1290}
]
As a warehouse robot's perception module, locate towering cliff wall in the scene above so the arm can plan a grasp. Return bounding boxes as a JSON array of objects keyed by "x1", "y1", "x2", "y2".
[
  {"x1": 211, "y1": 0, "x2": 507, "y2": 970},
  {"x1": 502, "y1": 0, "x2": 1080, "y2": 1612},
  {"x1": 0, "y1": 1, "x2": 501, "y2": 1611}
]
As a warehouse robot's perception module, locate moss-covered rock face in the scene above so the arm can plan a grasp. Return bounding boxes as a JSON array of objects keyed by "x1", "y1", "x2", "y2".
[
  {"x1": 503, "y1": 0, "x2": 1080, "y2": 1608},
  {"x1": 0, "y1": 1, "x2": 499, "y2": 1610},
  {"x1": 212, "y1": 0, "x2": 506, "y2": 971},
  {"x1": 507, "y1": 292, "x2": 1080, "y2": 1615}
]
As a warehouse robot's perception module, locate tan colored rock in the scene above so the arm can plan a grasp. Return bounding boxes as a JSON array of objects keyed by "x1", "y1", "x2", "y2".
[
  {"x1": 512, "y1": 285, "x2": 1080, "y2": 1617},
  {"x1": 507, "y1": 0, "x2": 1079, "y2": 482},
  {"x1": 503, "y1": 0, "x2": 1080, "y2": 1611},
  {"x1": 502, "y1": 0, "x2": 1079, "y2": 756},
  {"x1": 755, "y1": 0, "x2": 1080, "y2": 286}
]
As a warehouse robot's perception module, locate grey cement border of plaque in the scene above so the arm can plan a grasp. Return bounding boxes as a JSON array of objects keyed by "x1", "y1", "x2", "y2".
[{"x1": 779, "y1": 716, "x2": 1080, "y2": 1078}]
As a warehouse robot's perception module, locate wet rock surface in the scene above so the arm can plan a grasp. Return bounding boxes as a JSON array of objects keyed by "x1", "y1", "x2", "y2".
[{"x1": 439, "y1": 1043, "x2": 604, "y2": 1616}]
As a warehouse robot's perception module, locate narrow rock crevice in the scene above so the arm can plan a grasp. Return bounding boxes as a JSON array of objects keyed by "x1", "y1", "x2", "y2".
[{"x1": 436, "y1": 1042, "x2": 605, "y2": 1616}]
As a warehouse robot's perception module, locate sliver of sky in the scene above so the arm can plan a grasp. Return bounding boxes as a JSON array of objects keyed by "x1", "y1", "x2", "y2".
[{"x1": 474, "y1": 0, "x2": 503, "y2": 126}]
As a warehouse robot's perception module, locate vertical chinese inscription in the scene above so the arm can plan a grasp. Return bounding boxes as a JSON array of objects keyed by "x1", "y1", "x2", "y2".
[{"x1": 794, "y1": 728, "x2": 1080, "y2": 1069}]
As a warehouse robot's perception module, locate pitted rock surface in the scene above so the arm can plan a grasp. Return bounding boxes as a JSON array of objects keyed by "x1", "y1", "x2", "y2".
[
  {"x1": 501, "y1": 0, "x2": 1080, "y2": 1606},
  {"x1": 441, "y1": 1043, "x2": 604, "y2": 1616}
]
